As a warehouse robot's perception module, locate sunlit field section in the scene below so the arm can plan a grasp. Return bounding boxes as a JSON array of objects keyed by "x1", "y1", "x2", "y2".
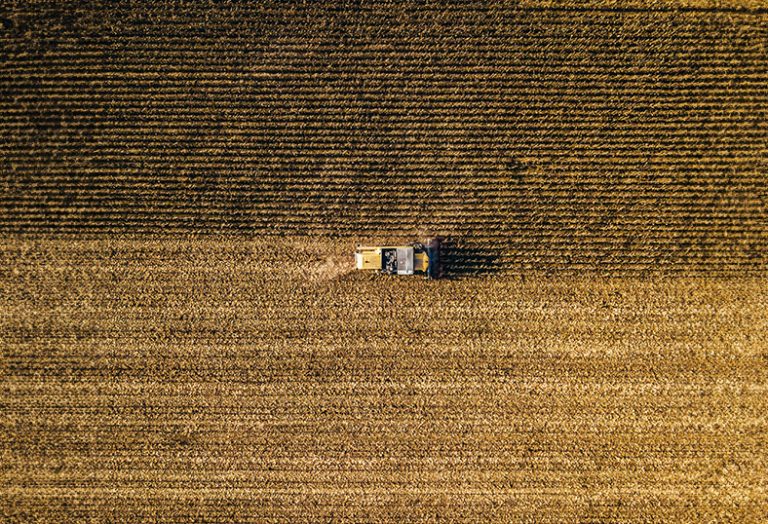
[{"x1": 2, "y1": 238, "x2": 766, "y2": 522}]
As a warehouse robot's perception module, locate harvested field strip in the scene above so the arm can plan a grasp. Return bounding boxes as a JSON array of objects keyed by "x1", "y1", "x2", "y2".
[{"x1": 1, "y1": 237, "x2": 767, "y2": 521}]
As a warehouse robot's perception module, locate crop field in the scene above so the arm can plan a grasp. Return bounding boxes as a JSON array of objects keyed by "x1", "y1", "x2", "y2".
[
  {"x1": 1, "y1": 0, "x2": 767, "y2": 522},
  {"x1": 2, "y1": 237, "x2": 767, "y2": 522},
  {"x1": 2, "y1": 1, "x2": 767, "y2": 273}
]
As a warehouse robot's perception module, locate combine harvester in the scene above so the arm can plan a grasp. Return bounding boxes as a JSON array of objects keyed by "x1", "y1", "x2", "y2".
[{"x1": 355, "y1": 238, "x2": 443, "y2": 278}]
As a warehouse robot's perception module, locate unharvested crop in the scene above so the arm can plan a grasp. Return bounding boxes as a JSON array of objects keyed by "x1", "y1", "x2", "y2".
[{"x1": 1, "y1": 1, "x2": 766, "y2": 273}]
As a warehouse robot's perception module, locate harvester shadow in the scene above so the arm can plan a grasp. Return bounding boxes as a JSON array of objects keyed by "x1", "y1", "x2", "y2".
[{"x1": 439, "y1": 237, "x2": 503, "y2": 278}]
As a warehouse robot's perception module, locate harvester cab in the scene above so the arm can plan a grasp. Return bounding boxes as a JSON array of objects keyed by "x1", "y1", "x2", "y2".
[{"x1": 355, "y1": 238, "x2": 442, "y2": 278}]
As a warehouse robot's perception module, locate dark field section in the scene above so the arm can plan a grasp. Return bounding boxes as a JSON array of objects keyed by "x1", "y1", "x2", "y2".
[{"x1": 1, "y1": 1, "x2": 766, "y2": 272}]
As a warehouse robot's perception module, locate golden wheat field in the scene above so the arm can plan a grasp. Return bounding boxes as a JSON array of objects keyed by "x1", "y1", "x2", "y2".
[{"x1": 2, "y1": 0, "x2": 768, "y2": 522}]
